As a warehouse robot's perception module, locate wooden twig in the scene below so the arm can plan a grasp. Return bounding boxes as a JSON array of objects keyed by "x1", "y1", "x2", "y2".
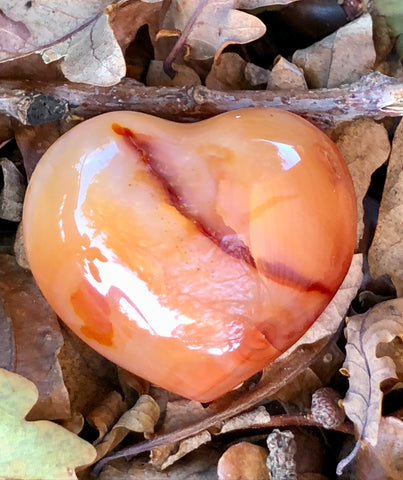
[{"x1": 0, "y1": 72, "x2": 403, "y2": 128}]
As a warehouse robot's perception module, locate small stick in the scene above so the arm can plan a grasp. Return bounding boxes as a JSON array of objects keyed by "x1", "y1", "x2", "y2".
[{"x1": 1, "y1": 72, "x2": 403, "y2": 128}]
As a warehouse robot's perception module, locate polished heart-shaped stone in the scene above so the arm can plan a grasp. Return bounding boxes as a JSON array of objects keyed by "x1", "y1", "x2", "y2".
[{"x1": 23, "y1": 108, "x2": 356, "y2": 401}]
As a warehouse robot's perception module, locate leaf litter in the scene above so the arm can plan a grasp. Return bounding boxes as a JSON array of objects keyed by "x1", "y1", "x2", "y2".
[{"x1": 0, "y1": 1, "x2": 402, "y2": 479}]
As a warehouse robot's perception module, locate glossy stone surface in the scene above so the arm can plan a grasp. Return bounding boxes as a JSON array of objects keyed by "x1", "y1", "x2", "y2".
[{"x1": 23, "y1": 108, "x2": 356, "y2": 401}]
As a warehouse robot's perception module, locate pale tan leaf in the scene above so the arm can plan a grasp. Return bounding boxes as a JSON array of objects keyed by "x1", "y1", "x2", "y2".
[
  {"x1": 88, "y1": 391, "x2": 127, "y2": 442},
  {"x1": 161, "y1": 0, "x2": 298, "y2": 63},
  {"x1": 293, "y1": 13, "x2": 375, "y2": 88},
  {"x1": 331, "y1": 118, "x2": 391, "y2": 249},
  {"x1": 42, "y1": 12, "x2": 125, "y2": 86},
  {"x1": 218, "y1": 406, "x2": 271, "y2": 434},
  {"x1": 0, "y1": 1, "x2": 126, "y2": 86},
  {"x1": 0, "y1": 254, "x2": 70, "y2": 420},
  {"x1": 95, "y1": 394, "x2": 160, "y2": 460},
  {"x1": 369, "y1": 118, "x2": 403, "y2": 296},
  {"x1": 149, "y1": 399, "x2": 209, "y2": 469},
  {"x1": 152, "y1": 430, "x2": 212, "y2": 470},
  {"x1": 338, "y1": 299, "x2": 403, "y2": 473}
]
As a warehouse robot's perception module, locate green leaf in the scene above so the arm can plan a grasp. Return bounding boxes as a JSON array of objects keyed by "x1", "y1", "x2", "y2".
[{"x1": 0, "y1": 369, "x2": 96, "y2": 480}]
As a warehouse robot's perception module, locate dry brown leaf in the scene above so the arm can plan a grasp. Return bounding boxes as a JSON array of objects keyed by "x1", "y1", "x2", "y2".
[
  {"x1": 0, "y1": 254, "x2": 70, "y2": 420},
  {"x1": 330, "y1": 118, "x2": 391, "y2": 249},
  {"x1": 0, "y1": 1, "x2": 125, "y2": 86},
  {"x1": 160, "y1": 0, "x2": 298, "y2": 63},
  {"x1": 0, "y1": 115, "x2": 12, "y2": 146},
  {"x1": 95, "y1": 394, "x2": 160, "y2": 460},
  {"x1": 205, "y1": 52, "x2": 249, "y2": 90},
  {"x1": 377, "y1": 336, "x2": 403, "y2": 383},
  {"x1": 356, "y1": 416, "x2": 403, "y2": 480},
  {"x1": 14, "y1": 120, "x2": 74, "y2": 179},
  {"x1": 58, "y1": 324, "x2": 120, "y2": 418},
  {"x1": 369, "y1": 118, "x2": 403, "y2": 296},
  {"x1": 293, "y1": 13, "x2": 376, "y2": 88},
  {"x1": 109, "y1": 0, "x2": 162, "y2": 52},
  {"x1": 338, "y1": 298, "x2": 403, "y2": 474},
  {"x1": 88, "y1": 391, "x2": 127, "y2": 443},
  {"x1": 146, "y1": 60, "x2": 201, "y2": 86},
  {"x1": 151, "y1": 430, "x2": 212, "y2": 470},
  {"x1": 150, "y1": 399, "x2": 209, "y2": 469},
  {"x1": 266, "y1": 55, "x2": 307, "y2": 91}
]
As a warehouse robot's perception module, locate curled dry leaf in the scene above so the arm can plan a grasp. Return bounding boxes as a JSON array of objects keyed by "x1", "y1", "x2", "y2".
[
  {"x1": 330, "y1": 118, "x2": 391, "y2": 249},
  {"x1": 151, "y1": 430, "x2": 212, "y2": 470},
  {"x1": 95, "y1": 394, "x2": 160, "y2": 461},
  {"x1": 0, "y1": 369, "x2": 96, "y2": 480},
  {"x1": 0, "y1": 1, "x2": 125, "y2": 86},
  {"x1": 0, "y1": 254, "x2": 70, "y2": 420},
  {"x1": 369, "y1": 118, "x2": 403, "y2": 296},
  {"x1": 88, "y1": 390, "x2": 127, "y2": 443},
  {"x1": 338, "y1": 298, "x2": 403, "y2": 474},
  {"x1": 293, "y1": 13, "x2": 376, "y2": 88},
  {"x1": 160, "y1": 0, "x2": 298, "y2": 63}
]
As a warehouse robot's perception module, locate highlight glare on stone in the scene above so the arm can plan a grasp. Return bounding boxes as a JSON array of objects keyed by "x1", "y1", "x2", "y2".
[{"x1": 23, "y1": 108, "x2": 357, "y2": 402}]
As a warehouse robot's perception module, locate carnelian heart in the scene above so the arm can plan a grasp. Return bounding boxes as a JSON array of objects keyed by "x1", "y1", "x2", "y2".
[{"x1": 23, "y1": 108, "x2": 356, "y2": 402}]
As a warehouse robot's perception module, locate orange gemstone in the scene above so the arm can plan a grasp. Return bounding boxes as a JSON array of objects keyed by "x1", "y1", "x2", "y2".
[{"x1": 23, "y1": 109, "x2": 356, "y2": 401}]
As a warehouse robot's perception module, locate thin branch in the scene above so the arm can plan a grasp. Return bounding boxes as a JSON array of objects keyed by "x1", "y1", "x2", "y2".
[
  {"x1": 163, "y1": 0, "x2": 209, "y2": 78},
  {"x1": 1, "y1": 72, "x2": 403, "y2": 128}
]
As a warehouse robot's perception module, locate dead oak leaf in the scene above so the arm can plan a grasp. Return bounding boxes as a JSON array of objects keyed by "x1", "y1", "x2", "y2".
[
  {"x1": 369, "y1": 117, "x2": 403, "y2": 297},
  {"x1": 338, "y1": 298, "x2": 403, "y2": 474},
  {"x1": 0, "y1": 0, "x2": 125, "y2": 86},
  {"x1": 160, "y1": 0, "x2": 299, "y2": 62},
  {"x1": 0, "y1": 254, "x2": 70, "y2": 421},
  {"x1": 356, "y1": 416, "x2": 403, "y2": 480},
  {"x1": 95, "y1": 394, "x2": 160, "y2": 461},
  {"x1": 0, "y1": 369, "x2": 96, "y2": 480}
]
